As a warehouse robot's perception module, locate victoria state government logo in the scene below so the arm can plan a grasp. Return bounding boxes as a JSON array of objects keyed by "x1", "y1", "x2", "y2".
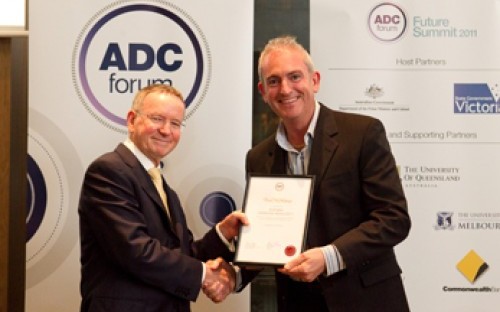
[{"x1": 72, "y1": 0, "x2": 211, "y2": 133}]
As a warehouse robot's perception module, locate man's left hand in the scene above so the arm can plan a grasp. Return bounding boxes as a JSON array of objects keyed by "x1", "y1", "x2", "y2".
[
  {"x1": 278, "y1": 247, "x2": 325, "y2": 282},
  {"x1": 217, "y1": 211, "x2": 248, "y2": 242}
]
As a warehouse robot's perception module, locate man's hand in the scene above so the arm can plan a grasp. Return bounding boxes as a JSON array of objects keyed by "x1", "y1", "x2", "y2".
[
  {"x1": 278, "y1": 247, "x2": 325, "y2": 282},
  {"x1": 217, "y1": 211, "x2": 248, "y2": 242},
  {"x1": 202, "y1": 258, "x2": 236, "y2": 303}
]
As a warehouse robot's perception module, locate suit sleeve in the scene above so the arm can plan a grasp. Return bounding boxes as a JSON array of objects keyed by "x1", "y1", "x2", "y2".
[
  {"x1": 331, "y1": 118, "x2": 411, "y2": 268},
  {"x1": 79, "y1": 156, "x2": 224, "y2": 301}
]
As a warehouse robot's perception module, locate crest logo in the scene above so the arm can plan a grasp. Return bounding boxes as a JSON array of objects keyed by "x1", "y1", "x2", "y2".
[
  {"x1": 365, "y1": 84, "x2": 384, "y2": 99},
  {"x1": 72, "y1": 1, "x2": 211, "y2": 132},
  {"x1": 435, "y1": 211, "x2": 454, "y2": 230}
]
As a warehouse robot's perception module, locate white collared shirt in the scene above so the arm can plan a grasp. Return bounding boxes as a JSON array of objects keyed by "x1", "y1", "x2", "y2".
[{"x1": 274, "y1": 102, "x2": 345, "y2": 276}]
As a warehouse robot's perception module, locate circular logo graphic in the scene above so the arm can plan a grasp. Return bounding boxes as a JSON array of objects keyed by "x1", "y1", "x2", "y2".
[
  {"x1": 26, "y1": 109, "x2": 82, "y2": 288},
  {"x1": 26, "y1": 154, "x2": 47, "y2": 242},
  {"x1": 72, "y1": 0, "x2": 211, "y2": 133},
  {"x1": 284, "y1": 245, "x2": 296, "y2": 257},
  {"x1": 199, "y1": 191, "x2": 236, "y2": 226},
  {"x1": 368, "y1": 3, "x2": 407, "y2": 42}
]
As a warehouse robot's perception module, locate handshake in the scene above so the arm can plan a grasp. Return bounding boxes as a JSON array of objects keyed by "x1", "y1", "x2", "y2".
[
  {"x1": 202, "y1": 257, "x2": 236, "y2": 303},
  {"x1": 201, "y1": 211, "x2": 248, "y2": 303}
]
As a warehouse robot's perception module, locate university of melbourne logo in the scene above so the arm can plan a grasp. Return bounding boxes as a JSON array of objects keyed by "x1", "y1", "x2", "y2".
[
  {"x1": 434, "y1": 211, "x2": 454, "y2": 230},
  {"x1": 72, "y1": 1, "x2": 211, "y2": 132},
  {"x1": 368, "y1": 2, "x2": 407, "y2": 42},
  {"x1": 454, "y1": 83, "x2": 500, "y2": 114}
]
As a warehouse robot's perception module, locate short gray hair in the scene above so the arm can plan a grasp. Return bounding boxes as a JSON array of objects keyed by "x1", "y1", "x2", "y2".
[
  {"x1": 131, "y1": 84, "x2": 184, "y2": 111},
  {"x1": 258, "y1": 35, "x2": 315, "y2": 83}
]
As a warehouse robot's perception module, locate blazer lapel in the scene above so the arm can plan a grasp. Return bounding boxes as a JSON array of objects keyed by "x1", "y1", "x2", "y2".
[
  {"x1": 142, "y1": 175, "x2": 174, "y2": 230},
  {"x1": 270, "y1": 143, "x2": 287, "y2": 174},
  {"x1": 115, "y1": 144, "x2": 178, "y2": 235},
  {"x1": 309, "y1": 105, "x2": 339, "y2": 192},
  {"x1": 163, "y1": 182, "x2": 190, "y2": 253}
]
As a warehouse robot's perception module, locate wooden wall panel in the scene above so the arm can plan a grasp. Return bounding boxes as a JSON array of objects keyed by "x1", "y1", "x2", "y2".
[{"x1": 0, "y1": 36, "x2": 27, "y2": 312}]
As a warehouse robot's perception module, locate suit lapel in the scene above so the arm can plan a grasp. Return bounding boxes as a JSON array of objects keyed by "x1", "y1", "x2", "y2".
[
  {"x1": 270, "y1": 143, "x2": 287, "y2": 174},
  {"x1": 142, "y1": 175, "x2": 175, "y2": 230},
  {"x1": 163, "y1": 183, "x2": 183, "y2": 232},
  {"x1": 115, "y1": 144, "x2": 179, "y2": 237},
  {"x1": 308, "y1": 105, "x2": 339, "y2": 193}
]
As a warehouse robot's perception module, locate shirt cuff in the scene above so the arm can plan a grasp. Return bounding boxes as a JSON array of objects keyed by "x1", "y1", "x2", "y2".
[
  {"x1": 201, "y1": 262, "x2": 206, "y2": 286},
  {"x1": 320, "y1": 244, "x2": 345, "y2": 276},
  {"x1": 233, "y1": 265, "x2": 243, "y2": 292},
  {"x1": 216, "y1": 223, "x2": 235, "y2": 252}
]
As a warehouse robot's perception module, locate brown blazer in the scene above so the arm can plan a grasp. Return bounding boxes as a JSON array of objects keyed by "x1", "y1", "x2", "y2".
[
  {"x1": 79, "y1": 144, "x2": 233, "y2": 312},
  {"x1": 245, "y1": 104, "x2": 411, "y2": 311}
]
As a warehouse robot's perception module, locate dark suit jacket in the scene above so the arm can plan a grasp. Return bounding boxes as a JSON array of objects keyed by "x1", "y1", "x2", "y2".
[
  {"x1": 79, "y1": 144, "x2": 233, "y2": 312},
  {"x1": 245, "y1": 105, "x2": 411, "y2": 312}
]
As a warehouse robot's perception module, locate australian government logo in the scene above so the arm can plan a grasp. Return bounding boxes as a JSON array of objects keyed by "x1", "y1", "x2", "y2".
[
  {"x1": 338, "y1": 84, "x2": 409, "y2": 113},
  {"x1": 454, "y1": 83, "x2": 500, "y2": 114},
  {"x1": 72, "y1": 0, "x2": 211, "y2": 133}
]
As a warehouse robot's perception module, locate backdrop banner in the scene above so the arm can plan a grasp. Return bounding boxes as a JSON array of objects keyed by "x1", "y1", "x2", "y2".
[
  {"x1": 311, "y1": 1, "x2": 500, "y2": 311},
  {"x1": 27, "y1": 1, "x2": 252, "y2": 311}
]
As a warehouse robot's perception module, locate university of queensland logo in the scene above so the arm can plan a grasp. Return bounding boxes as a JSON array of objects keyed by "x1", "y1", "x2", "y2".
[
  {"x1": 72, "y1": 0, "x2": 211, "y2": 133},
  {"x1": 368, "y1": 2, "x2": 407, "y2": 42}
]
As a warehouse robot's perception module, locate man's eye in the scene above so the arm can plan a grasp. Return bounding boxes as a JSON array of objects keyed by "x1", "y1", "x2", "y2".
[
  {"x1": 267, "y1": 78, "x2": 279, "y2": 86},
  {"x1": 150, "y1": 116, "x2": 164, "y2": 123},
  {"x1": 290, "y1": 73, "x2": 301, "y2": 81},
  {"x1": 170, "y1": 121, "x2": 182, "y2": 129}
]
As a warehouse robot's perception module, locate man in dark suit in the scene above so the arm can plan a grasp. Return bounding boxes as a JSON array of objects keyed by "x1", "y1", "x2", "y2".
[
  {"x1": 79, "y1": 84, "x2": 246, "y2": 312},
  {"x1": 244, "y1": 36, "x2": 411, "y2": 311}
]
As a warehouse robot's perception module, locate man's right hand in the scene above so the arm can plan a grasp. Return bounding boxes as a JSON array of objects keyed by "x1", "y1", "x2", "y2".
[{"x1": 202, "y1": 258, "x2": 236, "y2": 303}]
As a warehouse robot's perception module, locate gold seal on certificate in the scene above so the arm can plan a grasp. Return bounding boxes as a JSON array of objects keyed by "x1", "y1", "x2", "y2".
[{"x1": 234, "y1": 174, "x2": 314, "y2": 266}]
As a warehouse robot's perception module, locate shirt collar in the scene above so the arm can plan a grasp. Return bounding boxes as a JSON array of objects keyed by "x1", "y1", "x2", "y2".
[
  {"x1": 276, "y1": 101, "x2": 320, "y2": 151},
  {"x1": 123, "y1": 138, "x2": 157, "y2": 171}
]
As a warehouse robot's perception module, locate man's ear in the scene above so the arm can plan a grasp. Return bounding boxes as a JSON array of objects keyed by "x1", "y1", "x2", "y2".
[
  {"x1": 312, "y1": 71, "x2": 321, "y2": 93},
  {"x1": 126, "y1": 110, "x2": 136, "y2": 133},
  {"x1": 257, "y1": 81, "x2": 267, "y2": 102}
]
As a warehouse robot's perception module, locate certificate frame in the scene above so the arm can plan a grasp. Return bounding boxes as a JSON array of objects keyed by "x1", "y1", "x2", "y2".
[{"x1": 234, "y1": 174, "x2": 314, "y2": 267}]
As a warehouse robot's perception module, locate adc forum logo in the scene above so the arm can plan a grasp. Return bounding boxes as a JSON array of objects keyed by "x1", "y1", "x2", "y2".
[
  {"x1": 368, "y1": 2, "x2": 407, "y2": 42},
  {"x1": 72, "y1": 0, "x2": 211, "y2": 133}
]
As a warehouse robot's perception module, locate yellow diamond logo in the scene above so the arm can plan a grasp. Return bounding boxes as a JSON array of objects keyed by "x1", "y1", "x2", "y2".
[{"x1": 456, "y1": 250, "x2": 489, "y2": 284}]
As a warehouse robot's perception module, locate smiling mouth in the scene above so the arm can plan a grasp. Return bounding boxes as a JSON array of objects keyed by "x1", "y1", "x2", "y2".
[
  {"x1": 280, "y1": 97, "x2": 298, "y2": 104},
  {"x1": 153, "y1": 138, "x2": 171, "y2": 145},
  {"x1": 279, "y1": 96, "x2": 301, "y2": 107}
]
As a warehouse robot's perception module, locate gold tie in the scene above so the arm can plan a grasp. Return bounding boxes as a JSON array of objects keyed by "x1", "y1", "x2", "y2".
[{"x1": 148, "y1": 168, "x2": 171, "y2": 220}]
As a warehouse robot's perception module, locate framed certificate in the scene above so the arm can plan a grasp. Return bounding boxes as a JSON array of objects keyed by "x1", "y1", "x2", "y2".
[{"x1": 234, "y1": 174, "x2": 314, "y2": 266}]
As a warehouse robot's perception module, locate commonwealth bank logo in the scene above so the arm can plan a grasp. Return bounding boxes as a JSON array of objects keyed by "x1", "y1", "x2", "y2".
[{"x1": 456, "y1": 250, "x2": 488, "y2": 284}]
